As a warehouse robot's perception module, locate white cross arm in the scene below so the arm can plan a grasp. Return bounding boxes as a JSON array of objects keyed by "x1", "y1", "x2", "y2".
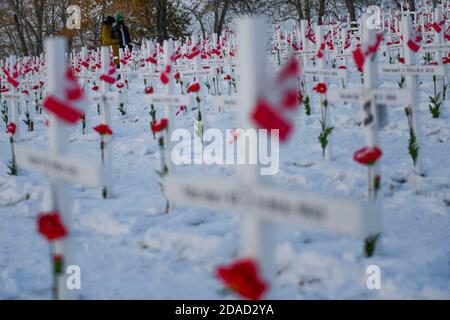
[
  {"x1": 181, "y1": 69, "x2": 213, "y2": 77},
  {"x1": 16, "y1": 147, "x2": 106, "y2": 188},
  {"x1": 295, "y1": 49, "x2": 316, "y2": 56},
  {"x1": 164, "y1": 176, "x2": 381, "y2": 236},
  {"x1": 145, "y1": 94, "x2": 189, "y2": 105},
  {"x1": 209, "y1": 96, "x2": 239, "y2": 107},
  {"x1": 379, "y1": 64, "x2": 445, "y2": 76},
  {"x1": 91, "y1": 92, "x2": 119, "y2": 104},
  {"x1": 2, "y1": 92, "x2": 24, "y2": 100},
  {"x1": 421, "y1": 43, "x2": 450, "y2": 52},
  {"x1": 77, "y1": 74, "x2": 98, "y2": 81},
  {"x1": 328, "y1": 88, "x2": 413, "y2": 105},
  {"x1": 138, "y1": 72, "x2": 160, "y2": 80},
  {"x1": 383, "y1": 44, "x2": 403, "y2": 50},
  {"x1": 303, "y1": 67, "x2": 347, "y2": 79},
  {"x1": 331, "y1": 53, "x2": 352, "y2": 59}
]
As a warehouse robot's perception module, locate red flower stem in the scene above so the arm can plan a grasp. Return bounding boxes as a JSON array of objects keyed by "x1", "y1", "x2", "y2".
[
  {"x1": 160, "y1": 138, "x2": 166, "y2": 172},
  {"x1": 10, "y1": 136, "x2": 15, "y2": 166},
  {"x1": 367, "y1": 166, "x2": 375, "y2": 202},
  {"x1": 51, "y1": 241, "x2": 64, "y2": 300},
  {"x1": 100, "y1": 137, "x2": 105, "y2": 164}
]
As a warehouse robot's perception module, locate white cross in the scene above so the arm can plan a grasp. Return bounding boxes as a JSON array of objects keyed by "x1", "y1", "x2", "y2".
[
  {"x1": 164, "y1": 17, "x2": 381, "y2": 299},
  {"x1": 138, "y1": 40, "x2": 160, "y2": 85},
  {"x1": 328, "y1": 14, "x2": 414, "y2": 202},
  {"x1": 145, "y1": 40, "x2": 189, "y2": 173},
  {"x1": 376, "y1": 15, "x2": 446, "y2": 175},
  {"x1": 15, "y1": 37, "x2": 105, "y2": 300},
  {"x1": 90, "y1": 46, "x2": 119, "y2": 198},
  {"x1": 5, "y1": 55, "x2": 22, "y2": 140}
]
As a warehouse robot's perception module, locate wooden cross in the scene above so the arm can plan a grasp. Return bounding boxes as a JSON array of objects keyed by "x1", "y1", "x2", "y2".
[
  {"x1": 15, "y1": 37, "x2": 105, "y2": 300},
  {"x1": 163, "y1": 17, "x2": 381, "y2": 299}
]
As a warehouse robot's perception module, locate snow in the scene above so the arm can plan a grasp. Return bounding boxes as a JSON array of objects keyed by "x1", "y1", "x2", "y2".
[{"x1": 0, "y1": 61, "x2": 449, "y2": 300}]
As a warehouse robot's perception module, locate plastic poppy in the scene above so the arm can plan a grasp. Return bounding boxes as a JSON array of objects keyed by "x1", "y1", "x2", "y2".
[
  {"x1": 174, "y1": 72, "x2": 180, "y2": 81},
  {"x1": 216, "y1": 258, "x2": 268, "y2": 300},
  {"x1": 37, "y1": 212, "x2": 68, "y2": 242},
  {"x1": 94, "y1": 124, "x2": 113, "y2": 136},
  {"x1": 224, "y1": 74, "x2": 232, "y2": 81},
  {"x1": 145, "y1": 86, "x2": 154, "y2": 94},
  {"x1": 160, "y1": 72, "x2": 169, "y2": 84},
  {"x1": 313, "y1": 82, "x2": 327, "y2": 94},
  {"x1": 6, "y1": 123, "x2": 16, "y2": 135},
  {"x1": 116, "y1": 83, "x2": 125, "y2": 89},
  {"x1": 92, "y1": 85, "x2": 99, "y2": 91},
  {"x1": 151, "y1": 118, "x2": 168, "y2": 133},
  {"x1": 187, "y1": 82, "x2": 201, "y2": 93},
  {"x1": 353, "y1": 146, "x2": 383, "y2": 166}
]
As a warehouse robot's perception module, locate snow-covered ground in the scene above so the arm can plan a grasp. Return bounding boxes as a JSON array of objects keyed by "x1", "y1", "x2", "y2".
[{"x1": 0, "y1": 60, "x2": 449, "y2": 299}]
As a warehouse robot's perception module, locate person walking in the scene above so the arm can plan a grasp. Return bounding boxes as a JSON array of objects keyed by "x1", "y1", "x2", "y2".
[
  {"x1": 101, "y1": 15, "x2": 120, "y2": 66},
  {"x1": 115, "y1": 13, "x2": 133, "y2": 51}
]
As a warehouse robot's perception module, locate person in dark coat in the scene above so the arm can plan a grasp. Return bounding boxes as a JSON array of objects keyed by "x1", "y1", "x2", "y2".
[{"x1": 115, "y1": 13, "x2": 132, "y2": 51}]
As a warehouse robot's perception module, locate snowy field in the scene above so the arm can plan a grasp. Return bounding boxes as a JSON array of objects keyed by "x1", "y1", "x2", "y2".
[{"x1": 0, "y1": 61, "x2": 449, "y2": 300}]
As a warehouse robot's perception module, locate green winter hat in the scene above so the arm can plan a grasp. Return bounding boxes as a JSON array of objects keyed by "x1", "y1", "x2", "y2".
[{"x1": 116, "y1": 13, "x2": 124, "y2": 22}]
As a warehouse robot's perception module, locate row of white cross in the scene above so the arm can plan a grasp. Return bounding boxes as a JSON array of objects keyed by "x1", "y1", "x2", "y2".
[{"x1": 1, "y1": 7, "x2": 448, "y2": 299}]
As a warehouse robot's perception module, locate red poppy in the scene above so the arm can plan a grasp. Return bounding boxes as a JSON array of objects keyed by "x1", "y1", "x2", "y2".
[
  {"x1": 398, "y1": 57, "x2": 405, "y2": 64},
  {"x1": 160, "y1": 72, "x2": 169, "y2": 84},
  {"x1": 338, "y1": 66, "x2": 347, "y2": 70},
  {"x1": 6, "y1": 123, "x2": 16, "y2": 135},
  {"x1": 92, "y1": 85, "x2": 99, "y2": 91},
  {"x1": 144, "y1": 86, "x2": 154, "y2": 94},
  {"x1": 282, "y1": 90, "x2": 300, "y2": 109},
  {"x1": 353, "y1": 146, "x2": 383, "y2": 165},
  {"x1": 40, "y1": 81, "x2": 45, "y2": 87},
  {"x1": 224, "y1": 74, "x2": 232, "y2": 81},
  {"x1": 174, "y1": 72, "x2": 180, "y2": 81},
  {"x1": 429, "y1": 61, "x2": 438, "y2": 65},
  {"x1": 125, "y1": 79, "x2": 128, "y2": 84},
  {"x1": 176, "y1": 106, "x2": 186, "y2": 116},
  {"x1": 187, "y1": 82, "x2": 201, "y2": 93},
  {"x1": 21, "y1": 90, "x2": 29, "y2": 95},
  {"x1": 313, "y1": 82, "x2": 327, "y2": 94},
  {"x1": 32, "y1": 85, "x2": 39, "y2": 90},
  {"x1": 37, "y1": 212, "x2": 68, "y2": 242},
  {"x1": 216, "y1": 258, "x2": 268, "y2": 300},
  {"x1": 116, "y1": 83, "x2": 125, "y2": 89},
  {"x1": 443, "y1": 56, "x2": 450, "y2": 64},
  {"x1": 151, "y1": 118, "x2": 168, "y2": 133},
  {"x1": 1, "y1": 86, "x2": 9, "y2": 93},
  {"x1": 94, "y1": 124, "x2": 113, "y2": 136}
]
